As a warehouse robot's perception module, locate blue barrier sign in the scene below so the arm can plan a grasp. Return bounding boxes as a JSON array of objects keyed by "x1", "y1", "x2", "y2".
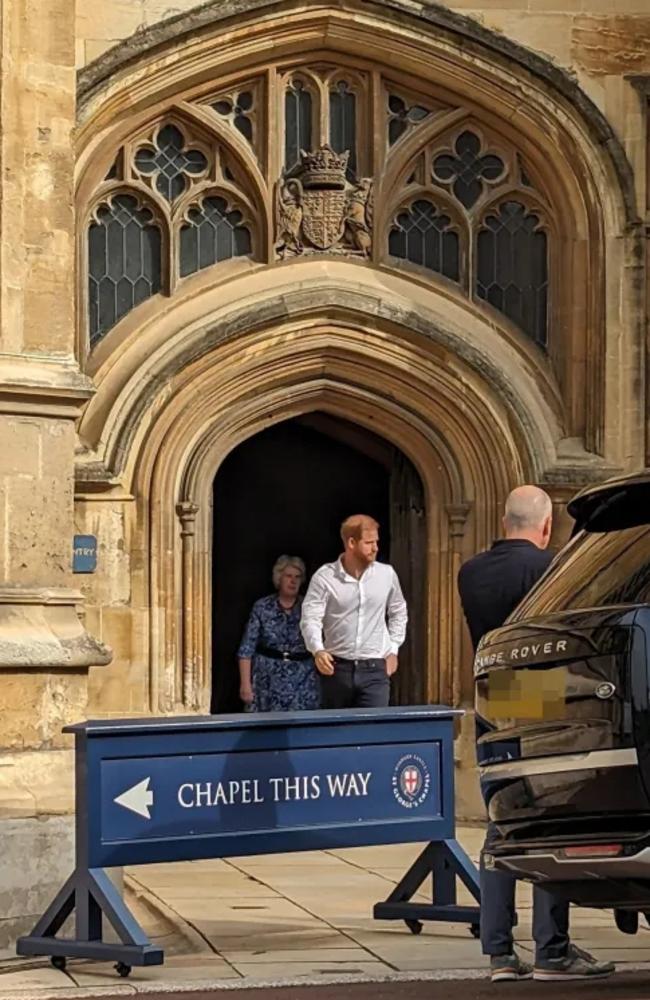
[
  {"x1": 103, "y1": 743, "x2": 441, "y2": 845},
  {"x1": 17, "y1": 707, "x2": 480, "y2": 975},
  {"x1": 73, "y1": 535, "x2": 97, "y2": 573}
]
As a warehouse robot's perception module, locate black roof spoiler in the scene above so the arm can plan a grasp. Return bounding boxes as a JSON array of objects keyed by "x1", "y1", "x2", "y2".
[{"x1": 568, "y1": 470, "x2": 650, "y2": 536}]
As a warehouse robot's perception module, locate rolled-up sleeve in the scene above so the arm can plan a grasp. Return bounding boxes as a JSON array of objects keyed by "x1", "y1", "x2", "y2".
[
  {"x1": 387, "y1": 570, "x2": 408, "y2": 654},
  {"x1": 300, "y1": 573, "x2": 328, "y2": 654},
  {"x1": 238, "y1": 603, "x2": 262, "y2": 658}
]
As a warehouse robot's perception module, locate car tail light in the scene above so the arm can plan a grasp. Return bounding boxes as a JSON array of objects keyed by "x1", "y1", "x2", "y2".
[{"x1": 563, "y1": 844, "x2": 622, "y2": 858}]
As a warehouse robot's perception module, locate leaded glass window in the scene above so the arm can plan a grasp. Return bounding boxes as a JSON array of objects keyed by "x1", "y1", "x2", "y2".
[
  {"x1": 212, "y1": 91, "x2": 254, "y2": 144},
  {"x1": 477, "y1": 201, "x2": 548, "y2": 346},
  {"x1": 86, "y1": 70, "x2": 557, "y2": 356},
  {"x1": 389, "y1": 200, "x2": 459, "y2": 282},
  {"x1": 329, "y1": 81, "x2": 356, "y2": 177},
  {"x1": 433, "y1": 131, "x2": 505, "y2": 209},
  {"x1": 180, "y1": 196, "x2": 252, "y2": 277},
  {"x1": 285, "y1": 81, "x2": 312, "y2": 169},
  {"x1": 387, "y1": 94, "x2": 430, "y2": 146},
  {"x1": 88, "y1": 195, "x2": 162, "y2": 345},
  {"x1": 134, "y1": 125, "x2": 208, "y2": 203}
]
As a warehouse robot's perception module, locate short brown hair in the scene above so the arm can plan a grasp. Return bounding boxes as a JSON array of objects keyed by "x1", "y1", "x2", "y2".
[{"x1": 340, "y1": 514, "x2": 379, "y2": 544}]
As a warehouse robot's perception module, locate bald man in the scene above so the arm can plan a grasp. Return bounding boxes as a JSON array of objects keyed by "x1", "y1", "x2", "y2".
[
  {"x1": 458, "y1": 486, "x2": 614, "y2": 983},
  {"x1": 458, "y1": 486, "x2": 554, "y2": 650}
]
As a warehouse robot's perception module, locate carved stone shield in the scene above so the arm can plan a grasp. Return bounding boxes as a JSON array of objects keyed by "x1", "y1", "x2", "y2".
[{"x1": 301, "y1": 190, "x2": 346, "y2": 250}]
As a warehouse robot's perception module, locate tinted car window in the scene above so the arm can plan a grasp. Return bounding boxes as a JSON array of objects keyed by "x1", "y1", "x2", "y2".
[{"x1": 510, "y1": 525, "x2": 650, "y2": 620}]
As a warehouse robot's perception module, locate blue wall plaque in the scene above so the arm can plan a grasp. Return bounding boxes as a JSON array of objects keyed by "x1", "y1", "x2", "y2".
[{"x1": 73, "y1": 535, "x2": 97, "y2": 573}]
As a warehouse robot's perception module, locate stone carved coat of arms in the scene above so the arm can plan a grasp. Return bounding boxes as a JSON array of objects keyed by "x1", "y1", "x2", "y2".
[{"x1": 275, "y1": 145, "x2": 373, "y2": 259}]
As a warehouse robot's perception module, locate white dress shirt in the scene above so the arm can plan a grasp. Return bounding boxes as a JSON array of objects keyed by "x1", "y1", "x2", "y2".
[{"x1": 300, "y1": 558, "x2": 408, "y2": 659}]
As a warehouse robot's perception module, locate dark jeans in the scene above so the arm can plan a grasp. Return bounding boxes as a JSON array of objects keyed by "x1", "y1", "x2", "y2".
[
  {"x1": 320, "y1": 658, "x2": 390, "y2": 708},
  {"x1": 481, "y1": 821, "x2": 569, "y2": 961}
]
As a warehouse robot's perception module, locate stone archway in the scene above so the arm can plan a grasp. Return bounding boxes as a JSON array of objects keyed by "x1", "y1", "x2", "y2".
[
  {"x1": 151, "y1": 372, "x2": 504, "y2": 720},
  {"x1": 73, "y1": 265, "x2": 573, "y2": 822},
  {"x1": 78, "y1": 273, "x2": 545, "y2": 722}
]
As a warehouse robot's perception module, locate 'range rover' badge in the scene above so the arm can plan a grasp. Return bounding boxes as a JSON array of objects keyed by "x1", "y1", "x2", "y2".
[{"x1": 595, "y1": 682, "x2": 616, "y2": 700}]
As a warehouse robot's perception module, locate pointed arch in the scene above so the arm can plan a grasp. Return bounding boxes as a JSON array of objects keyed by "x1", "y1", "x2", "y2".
[{"x1": 74, "y1": 0, "x2": 641, "y2": 460}]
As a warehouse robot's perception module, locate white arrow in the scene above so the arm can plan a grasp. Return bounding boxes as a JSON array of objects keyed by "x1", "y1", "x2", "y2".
[{"x1": 114, "y1": 777, "x2": 154, "y2": 819}]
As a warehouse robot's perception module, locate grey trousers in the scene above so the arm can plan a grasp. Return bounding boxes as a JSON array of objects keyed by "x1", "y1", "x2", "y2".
[
  {"x1": 481, "y1": 821, "x2": 569, "y2": 961},
  {"x1": 319, "y1": 658, "x2": 390, "y2": 709}
]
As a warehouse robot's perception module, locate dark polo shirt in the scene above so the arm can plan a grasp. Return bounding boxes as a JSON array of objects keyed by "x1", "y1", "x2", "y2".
[{"x1": 458, "y1": 539, "x2": 553, "y2": 652}]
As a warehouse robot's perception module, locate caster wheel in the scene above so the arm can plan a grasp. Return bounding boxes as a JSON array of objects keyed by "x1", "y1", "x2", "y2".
[
  {"x1": 615, "y1": 909, "x2": 638, "y2": 935},
  {"x1": 115, "y1": 962, "x2": 132, "y2": 978},
  {"x1": 469, "y1": 923, "x2": 480, "y2": 939},
  {"x1": 51, "y1": 956, "x2": 66, "y2": 971},
  {"x1": 405, "y1": 919, "x2": 423, "y2": 935}
]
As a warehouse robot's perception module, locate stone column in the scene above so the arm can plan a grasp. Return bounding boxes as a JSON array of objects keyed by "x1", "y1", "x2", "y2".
[
  {"x1": 0, "y1": 0, "x2": 110, "y2": 954},
  {"x1": 445, "y1": 503, "x2": 470, "y2": 707},
  {"x1": 538, "y1": 483, "x2": 578, "y2": 551},
  {"x1": 177, "y1": 501, "x2": 200, "y2": 710}
]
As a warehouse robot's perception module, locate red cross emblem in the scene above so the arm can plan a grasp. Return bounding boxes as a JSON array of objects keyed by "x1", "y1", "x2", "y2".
[{"x1": 402, "y1": 766, "x2": 421, "y2": 797}]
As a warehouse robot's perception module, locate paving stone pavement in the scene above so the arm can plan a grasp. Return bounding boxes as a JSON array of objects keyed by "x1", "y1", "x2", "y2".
[{"x1": 0, "y1": 827, "x2": 649, "y2": 997}]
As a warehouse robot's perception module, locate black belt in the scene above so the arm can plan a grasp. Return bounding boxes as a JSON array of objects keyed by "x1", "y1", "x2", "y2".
[
  {"x1": 256, "y1": 645, "x2": 312, "y2": 661},
  {"x1": 333, "y1": 657, "x2": 386, "y2": 667}
]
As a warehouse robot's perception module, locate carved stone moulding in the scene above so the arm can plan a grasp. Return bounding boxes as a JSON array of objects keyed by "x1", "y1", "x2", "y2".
[
  {"x1": 0, "y1": 587, "x2": 112, "y2": 670},
  {"x1": 0, "y1": 587, "x2": 113, "y2": 750}
]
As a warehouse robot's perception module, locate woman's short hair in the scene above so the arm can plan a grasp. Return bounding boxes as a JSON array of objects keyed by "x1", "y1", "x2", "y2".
[{"x1": 272, "y1": 555, "x2": 306, "y2": 589}]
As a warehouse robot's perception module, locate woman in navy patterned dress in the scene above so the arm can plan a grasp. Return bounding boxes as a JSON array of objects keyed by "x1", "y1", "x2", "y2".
[{"x1": 238, "y1": 555, "x2": 320, "y2": 712}]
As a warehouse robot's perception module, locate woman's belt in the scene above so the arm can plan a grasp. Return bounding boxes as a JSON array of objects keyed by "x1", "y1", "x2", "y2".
[{"x1": 256, "y1": 645, "x2": 312, "y2": 661}]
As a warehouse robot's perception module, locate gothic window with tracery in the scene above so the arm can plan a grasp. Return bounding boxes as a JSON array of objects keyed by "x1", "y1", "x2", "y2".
[
  {"x1": 477, "y1": 201, "x2": 548, "y2": 345},
  {"x1": 212, "y1": 90, "x2": 255, "y2": 143},
  {"x1": 329, "y1": 81, "x2": 357, "y2": 176},
  {"x1": 285, "y1": 80, "x2": 313, "y2": 169},
  {"x1": 387, "y1": 93, "x2": 431, "y2": 146},
  {"x1": 83, "y1": 66, "x2": 553, "y2": 353},
  {"x1": 387, "y1": 126, "x2": 548, "y2": 344},
  {"x1": 432, "y1": 131, "x2": 505, "y2": 209},
  {"x1": 389, "y1": 200, "x2": 459, "y2": 282},
  {"x1": 85, "y1": 118, "x2": 254, "y2": 345},
  {"x1": 88, "y1": 194, "x2": 162, "y2": 346},
  {"x1": 134, "y1": 125, "x2": 208, "y2": 203},
  {"x1": 180, "y1": 196, "x2": 252, "y2": 277}
]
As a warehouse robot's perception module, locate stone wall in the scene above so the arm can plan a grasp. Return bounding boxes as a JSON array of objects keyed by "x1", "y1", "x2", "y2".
[
  {"x1": 74, "y1": 0, "x2": 650, "y2": 111},
  {"x1": 0, "y1": 0, "x2": 110, "y2": 956},
  {"x1": 73, "y1": 0, "x2": 649, "y2": 255}
]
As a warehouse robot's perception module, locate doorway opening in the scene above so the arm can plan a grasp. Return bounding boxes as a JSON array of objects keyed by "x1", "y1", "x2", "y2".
[{"x1": 211, "y1": 413, "x2": 426, "y2": 712}]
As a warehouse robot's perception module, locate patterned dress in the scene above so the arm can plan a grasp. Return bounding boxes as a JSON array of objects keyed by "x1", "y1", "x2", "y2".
[{"x1": 237, "y1": 595, "x2": 320, "y2": 712}]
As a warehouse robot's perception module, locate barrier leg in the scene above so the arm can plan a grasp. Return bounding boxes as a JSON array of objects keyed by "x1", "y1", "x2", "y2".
[
  {"x1": 373, "y1": 839, "x2": 481, "y2": 937},
  {"x1": 16, "y1": 869, "x2": 163, "y2": 974}
]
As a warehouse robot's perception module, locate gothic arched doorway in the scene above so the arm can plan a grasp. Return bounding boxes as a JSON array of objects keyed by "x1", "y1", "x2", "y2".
[{"x1": 211, "y1": 413, "x2": 426, "y2": 712}]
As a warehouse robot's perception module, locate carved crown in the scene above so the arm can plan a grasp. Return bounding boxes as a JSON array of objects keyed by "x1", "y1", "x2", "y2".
[{"x1": 300, "y1": 144, "x2": 349, "y2": 189}]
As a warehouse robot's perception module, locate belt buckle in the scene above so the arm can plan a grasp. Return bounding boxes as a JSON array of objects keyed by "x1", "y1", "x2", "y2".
[{"x1": 282, "y1": 651, "x2": 290, "y2": 660}]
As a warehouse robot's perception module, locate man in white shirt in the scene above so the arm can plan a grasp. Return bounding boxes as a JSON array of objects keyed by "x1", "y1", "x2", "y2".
[{"x1": 300, "y1": 514, "x2": 408, "y2": 708}]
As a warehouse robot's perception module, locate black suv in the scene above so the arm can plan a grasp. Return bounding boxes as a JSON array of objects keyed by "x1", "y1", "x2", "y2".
[{"x1": 475, "y1": 471, "x2": 650, "y2": 927}]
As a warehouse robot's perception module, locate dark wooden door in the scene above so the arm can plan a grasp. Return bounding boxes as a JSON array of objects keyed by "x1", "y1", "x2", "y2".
[{"x1": 389, "y1": 450, "x2": 427, "y2": 705}]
